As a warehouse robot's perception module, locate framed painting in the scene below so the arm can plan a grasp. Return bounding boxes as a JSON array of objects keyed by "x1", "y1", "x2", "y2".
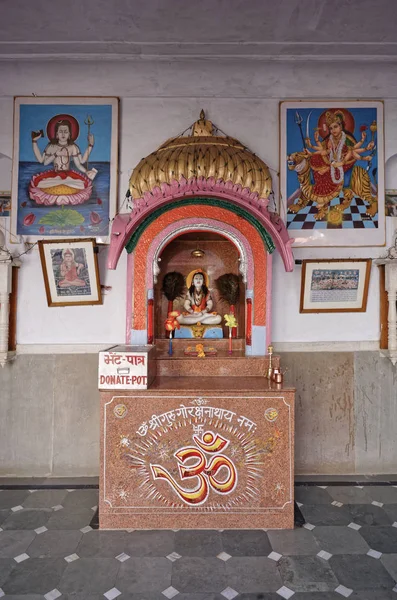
[
  {"x1": 385, "y1": 190, "x2": 397, "y2": 217},
  {"x1": 280, "y1": 101, "x2": 384, "y2": 247},
  {"x1": 300, "y1": 259, "x2": 371, "y2": 313},
  {"x1": 38, "y1": 238, "x2": 102, "y2": 307},
  {"x1": 12, "y1": 97, "x2": 119, "y2": 243},
  {"x1": 0, "y1": 191, "x2": 11, "y2": 217}
]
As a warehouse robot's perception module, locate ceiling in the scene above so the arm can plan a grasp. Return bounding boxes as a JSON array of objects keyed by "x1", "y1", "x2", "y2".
[{"x1": 1, "y1": 0, "x2": 396, "y2": 60}]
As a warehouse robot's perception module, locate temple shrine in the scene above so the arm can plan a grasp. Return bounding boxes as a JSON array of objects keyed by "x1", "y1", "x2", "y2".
[{"x1": 99, "y1": 111, "x2": 296, "y2": 529}]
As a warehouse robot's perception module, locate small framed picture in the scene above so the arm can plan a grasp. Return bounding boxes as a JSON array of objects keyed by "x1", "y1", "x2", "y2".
[
  {"x1": 300, "y1": 258, "x2": 371, "y2": 313},
  {"x1": 0, "y1": 191, "x2": 11, "y2": 217},
  {"x1": 385, "y1": 190, "x2": 397, "y2": 217},
  {"x1": 38, "y1": 238, "x2": 102, "y2": 307}
]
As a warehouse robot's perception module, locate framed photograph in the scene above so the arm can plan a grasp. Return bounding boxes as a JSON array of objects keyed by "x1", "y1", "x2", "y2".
[
  {"x1": 385, "y1": 190, "x2": 397, "y2": 217},
  {"x1": 38, "y1": 239, "x2": 102, "y2": 307},
  {"x1": 0, "y1": 191, "x2": 11, "y2": 217},
  {"x1": 12, "y1": 97, "x2": 119, "y2": 243},
  {"x1": 280, "y1": 101, "x2": 384, "y2": 247},
  {"x1": 300, "y1": 259, "x2": 371, "y2": 313}
]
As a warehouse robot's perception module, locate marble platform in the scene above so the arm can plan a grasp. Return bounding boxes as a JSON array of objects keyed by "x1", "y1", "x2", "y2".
[
  {"x1": 99, "y1": 377, "x2": 295, "y2": 530},
  {"x1": 153, "y1": 339, "x2": 280, "y2": 377}
]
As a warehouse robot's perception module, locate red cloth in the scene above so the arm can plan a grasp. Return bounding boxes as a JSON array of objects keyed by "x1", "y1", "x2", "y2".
[
  {"x1": 309, "y1": 149, "x2": 355, "y2": 197},
  {"x1": 192, "y1": 293, "x2": 209, "y2": 313}
]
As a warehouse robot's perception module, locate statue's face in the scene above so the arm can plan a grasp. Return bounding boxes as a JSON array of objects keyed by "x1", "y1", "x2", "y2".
[{"x1": 193, "y1": 273, "x2": 204, "y2": 289}]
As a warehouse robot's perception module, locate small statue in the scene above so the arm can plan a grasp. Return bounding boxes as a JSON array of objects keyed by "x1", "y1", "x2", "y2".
[{"x1": 176, "y1": 269, "x2": 222, "y2": 326}]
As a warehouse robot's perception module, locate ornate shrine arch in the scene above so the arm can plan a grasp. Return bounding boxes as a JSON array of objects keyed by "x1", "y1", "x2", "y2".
[{"x1": 108, "y1": 111, "x2": 294, "y2": 355}]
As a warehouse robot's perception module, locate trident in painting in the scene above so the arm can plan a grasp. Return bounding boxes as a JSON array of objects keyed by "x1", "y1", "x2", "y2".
[
  {"x1": 294, "y1": 111, "x2": 306, "y2": 149},
  {"x1": 84, "y1": 114, "x2": 94, "y2": 169}
]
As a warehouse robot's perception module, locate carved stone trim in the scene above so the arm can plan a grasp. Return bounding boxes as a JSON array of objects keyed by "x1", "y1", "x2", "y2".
[{"x1": 107, "y1": 181, "x2": 294, "y2": 273}]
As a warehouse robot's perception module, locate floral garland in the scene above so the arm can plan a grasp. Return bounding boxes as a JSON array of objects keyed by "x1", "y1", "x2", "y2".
[{"x1": 329, "y1": 131, "x2": 346, "y2": 185}]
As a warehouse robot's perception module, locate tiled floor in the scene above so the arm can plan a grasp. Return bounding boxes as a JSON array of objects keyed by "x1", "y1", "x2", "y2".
[{"x1": 0, "y1": 485, "x2": 397, "y2": 599}]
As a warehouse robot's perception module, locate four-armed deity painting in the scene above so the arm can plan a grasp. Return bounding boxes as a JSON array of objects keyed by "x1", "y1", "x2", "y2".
[
  {"x1": 11, "y1": 97, "x2": 118, "y2": 242},
  {"x1": 280, "y1": 101, "x2": 384, "y2": 247}
]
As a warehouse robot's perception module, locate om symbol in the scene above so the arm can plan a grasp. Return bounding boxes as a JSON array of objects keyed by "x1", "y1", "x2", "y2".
[{"x1": 150, "y1": 431, "x2": 238, "y2": 506}]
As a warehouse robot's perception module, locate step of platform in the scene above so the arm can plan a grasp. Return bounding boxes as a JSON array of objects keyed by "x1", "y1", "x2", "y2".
[
  {"x1": 154, "y1": 350, "x2": 279, "y2": 378},
  {"x1": 154, "y1": 337, "x2": 245, "y2": 352}
]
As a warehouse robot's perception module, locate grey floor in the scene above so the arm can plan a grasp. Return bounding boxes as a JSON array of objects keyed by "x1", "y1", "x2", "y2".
[{"x1": 1, "y1": 485, "x2": 397, "y2": 599}]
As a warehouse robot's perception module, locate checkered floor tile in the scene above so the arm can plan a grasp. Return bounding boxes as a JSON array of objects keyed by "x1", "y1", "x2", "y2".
[
  {"x1": 287, "y1": 196, "x2": 378, "y2": 230},
  {"x1": 0, "y1": 484, "x2": 395, "y2": 597}
]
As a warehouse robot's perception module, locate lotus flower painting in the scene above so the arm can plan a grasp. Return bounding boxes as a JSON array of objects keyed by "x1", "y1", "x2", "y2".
[{"x1": 12, "y1": 97, "x2": 118, "y2": 242}]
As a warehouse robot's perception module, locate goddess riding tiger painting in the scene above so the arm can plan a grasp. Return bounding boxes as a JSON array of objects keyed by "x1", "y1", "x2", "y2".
[{"x1": 280, "y1": 101, "x2": 384, "y2": 247}]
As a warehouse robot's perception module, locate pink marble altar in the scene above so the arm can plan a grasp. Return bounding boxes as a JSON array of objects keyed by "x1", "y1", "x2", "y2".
[
  {"x1": 100, "y1": 377, "x2": 294, "y2": 530},
  {"x1": 100, "y1": 111, "x2": 295, "y2": 529}
]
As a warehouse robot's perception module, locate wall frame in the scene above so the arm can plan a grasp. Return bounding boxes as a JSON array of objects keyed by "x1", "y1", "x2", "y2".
[
  {"x1": 385, "y1": 190, "x2": 397, "y2": 217},
  {"x1": 300, "y1": 258, "x2": 371, "y2": 313},
  {"x1": 0, "y1": 191, "x2": 11, "y2": 217},
  {"x1": 38, "y1": 238, "x2": 102, "y2": 307},
  {"x1": 280, "y1": 101, "x2": 384, "y2": 247},
  {"x1": 12, "y1": 97, "x2": 119, "y2": 243}
]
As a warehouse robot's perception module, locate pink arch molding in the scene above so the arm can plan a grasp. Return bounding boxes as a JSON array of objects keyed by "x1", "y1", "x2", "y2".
[{"x1": 107, "y1": 182, "x2": 294, "y2": 272}]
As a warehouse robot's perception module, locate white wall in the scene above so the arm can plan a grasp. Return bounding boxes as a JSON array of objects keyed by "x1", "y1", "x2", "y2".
[{"x1": 1, "y1": 58, "x2": 397, "y2": 348}]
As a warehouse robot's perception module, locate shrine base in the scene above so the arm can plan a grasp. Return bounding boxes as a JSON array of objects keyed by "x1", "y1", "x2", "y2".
[{"x1": 100, "y1": 376, "x2": 295, "y2": 530}]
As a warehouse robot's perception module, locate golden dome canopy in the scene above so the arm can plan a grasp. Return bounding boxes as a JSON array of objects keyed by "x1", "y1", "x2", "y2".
[{"x1": 129, "y1": 111, "x2": 272, "y2": 200}]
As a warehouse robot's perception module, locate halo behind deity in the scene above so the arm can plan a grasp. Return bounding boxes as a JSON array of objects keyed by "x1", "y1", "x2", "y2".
[
  {"x1": 317, "y1": 108, "x2": 355, "y2": 139},
  {"x1": 46, "y1": 114, "x2": 80, "y2": 142},
  {"x1": 186, "y1": 269, "x2": 209, "y2": 289}
]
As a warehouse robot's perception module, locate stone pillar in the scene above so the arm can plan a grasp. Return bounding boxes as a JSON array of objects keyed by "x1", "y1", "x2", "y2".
[{"x1": 375, "y1": 257, "x2": 397, "y2": 366}]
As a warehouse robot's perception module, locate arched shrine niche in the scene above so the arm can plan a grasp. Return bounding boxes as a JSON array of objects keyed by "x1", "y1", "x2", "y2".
[
  {"x1": 154, "y1": 230, "x2": 245, "y2": 342},
  {"x1": 128, "y1": 204, "x2": 270, "y2": 354}
]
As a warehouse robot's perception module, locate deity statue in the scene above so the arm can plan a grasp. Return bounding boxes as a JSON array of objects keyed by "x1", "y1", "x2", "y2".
[{"x1": 176, "y1": 269, "x2": 222, "y2": 326}]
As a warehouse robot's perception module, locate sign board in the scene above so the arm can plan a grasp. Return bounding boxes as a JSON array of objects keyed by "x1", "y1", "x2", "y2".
[{"x1": 98, "y1": 345, "x2": 155, "y2": 390}]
